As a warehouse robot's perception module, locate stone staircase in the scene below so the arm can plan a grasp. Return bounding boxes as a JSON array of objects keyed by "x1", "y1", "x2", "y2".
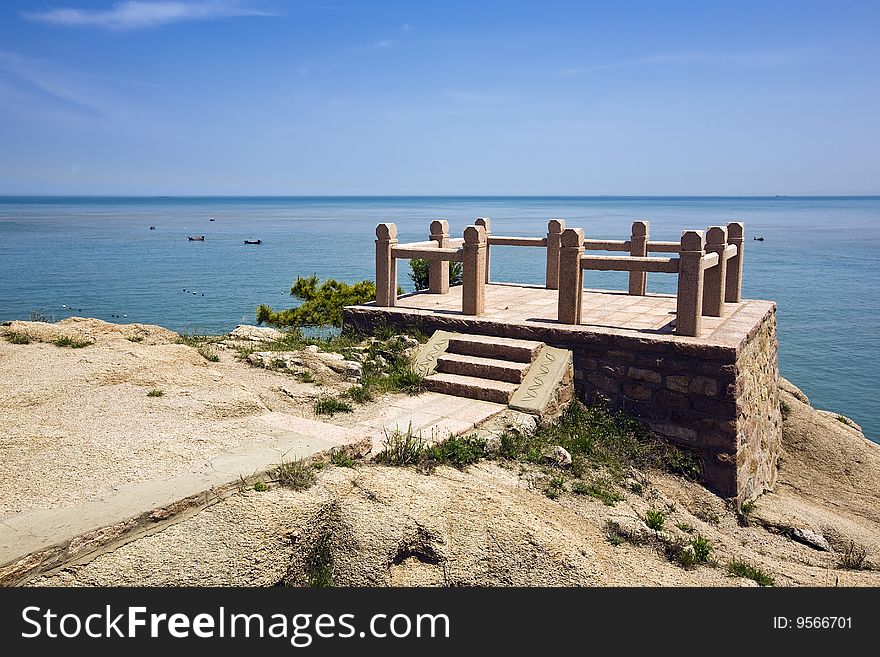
[{"x1": 414, "y1": 331, "x2": 574, "y2": 417}]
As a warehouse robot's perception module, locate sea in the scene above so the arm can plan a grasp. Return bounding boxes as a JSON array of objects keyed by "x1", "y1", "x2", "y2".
[{"x1": 0, "y1": 196, "x2": 877, "y2": 441}]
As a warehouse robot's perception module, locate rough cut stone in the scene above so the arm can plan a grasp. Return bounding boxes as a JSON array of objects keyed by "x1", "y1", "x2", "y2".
[
  {"x1": 543, "y1": 446, "x2": 572, "y2": 467},
  {"x1": 789, "y1": 527, "x2": 831, "y2": 552},
  {"x1": 621, "y1": 382, "x2": 652, "y2": 401},
  {"x1": 628, "y1": 367, "x2": 662, "y2": 384}
]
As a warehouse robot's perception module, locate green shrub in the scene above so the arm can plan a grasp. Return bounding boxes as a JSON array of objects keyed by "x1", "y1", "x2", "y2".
[
  {"x1": 147, "y1": 389, "x2": 164, "y2": 397},
  {"x1": 4, "y1": 332, "x2": 30, "y2": 344},
  {"x1": 257, "y1": 275, "x2": 377, "y2": 328},
  {"x1": 644, "y1": 509, "x2": 666, "y2": 531},
  {"x1": 52, "y1": 336, "x2": 92, "y2": 348},
  {"x1": 409, "y1": 259, "x2": 463, "y2": 291},
  {"x1": 315, "y1": 396, "x2": 353, "y2": 416},
  {"x1": 346, "y1": 384, "x2": 373, "y2": 402},
  {"x1": 727, "y1": 559, "x2": 775, "y2": 586},
  {"x1": 666, "y1": 535, "x2": 713, "y2": 568},
  {"x1": 545, "y1": 476, "x2": 566, "y2": 499},
  {"x1": 253, "y1": 481, "x2": 268, "y2": 492}
]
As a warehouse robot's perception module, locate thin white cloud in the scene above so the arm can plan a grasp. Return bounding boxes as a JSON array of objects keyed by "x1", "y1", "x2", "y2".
[
  {"x1": 0, "y1": 49, "x2": 139, "y2": 119},
  {"x1": 22, "y1": 1, "x2": 276, "y2": 30},
  {"x1": 374, "y1": 39, "x2": 393, "y2": 48}
]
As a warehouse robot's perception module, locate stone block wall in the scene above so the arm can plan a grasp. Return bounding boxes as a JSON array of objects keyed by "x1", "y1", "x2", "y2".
[{"x1": 559, "y1": 308, "x2": 780, "y2": 502}]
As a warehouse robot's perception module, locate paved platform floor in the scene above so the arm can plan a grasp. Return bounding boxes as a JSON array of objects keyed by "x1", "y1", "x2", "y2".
[{"x1": 353, "y1": 283, "x2": 773, "y2": 348}]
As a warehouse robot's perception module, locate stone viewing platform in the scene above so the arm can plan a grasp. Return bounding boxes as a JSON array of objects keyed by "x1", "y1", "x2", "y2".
[{"x1": 344, "y1": 217, "x2": 782, "y2": 503}]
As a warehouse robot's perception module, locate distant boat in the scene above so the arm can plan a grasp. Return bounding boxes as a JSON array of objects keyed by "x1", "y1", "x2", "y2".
[
  {"x1": 754, "y1": 236, "x2": 765, "y2": 241},
  {"x1": 188, "y1": 236, "x2": 205, "y2": 241},
  {"x1": 244, "y1": 239, "x2": 262, "y2": 245},
  {"x1": 209, "y1": 217, "x2": 215, "y2": 222},
  {"x1": 149, "y1": 226, "x2": 156, "y2": 230}
]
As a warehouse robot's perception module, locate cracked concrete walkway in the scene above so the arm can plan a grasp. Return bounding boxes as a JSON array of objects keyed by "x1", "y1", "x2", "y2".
[{"x1": 1, "y1": 393, "x2": 503, "y2": 584}]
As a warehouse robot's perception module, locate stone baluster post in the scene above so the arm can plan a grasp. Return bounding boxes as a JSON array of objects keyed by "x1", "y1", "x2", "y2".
[
  {"x1": 628, "y1": 220, "x2": 649, "y2": 295},
  {"x1": 375, "y1": 223, "x2": 398, "y2": 307},
  {"x1": 702, "y1": 225, "x2": 728, "y2": 317},
  {"x1": 725, "y1": 221, "x2": 745, "y2": 303},
  {"x1": 675, "y1": 230, "x2": 705, "y2": 337},
  {"x1": 462, "y1": 225, "x2": 487, "y2": 316},
  {"x1": 428, "y1": 219, "x2": 450, "y2": 294},
  {"x1": 557, "y1": 228, "x2": 585, "y2": 325},
  {"x1": 545, "y1": 218, "x2": 566, "y2": 290},
  {"x1": 475, "y1": 217, "x2": 491, "y2": 283}
]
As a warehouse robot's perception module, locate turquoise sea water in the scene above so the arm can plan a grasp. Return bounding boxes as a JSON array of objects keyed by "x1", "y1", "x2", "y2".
[{"x1": 1, "y1": 196, "x2": 877, "y2": 440}]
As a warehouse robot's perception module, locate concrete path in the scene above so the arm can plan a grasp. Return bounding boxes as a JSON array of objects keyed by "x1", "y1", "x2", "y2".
[{"x1": 0, "y1": 392, "x2": 504, "y2": 585}]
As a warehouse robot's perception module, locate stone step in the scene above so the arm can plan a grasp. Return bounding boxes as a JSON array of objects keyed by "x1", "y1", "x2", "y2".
[
  {"x1": 446, "y1": 334, "x2": 543, "y2": 363},
  {"x1": 423, "y1": 373, "x2": 520, "y2": 405},
  {"x1": 436, "y1": 353, "x2": 530, "y2": 384}
]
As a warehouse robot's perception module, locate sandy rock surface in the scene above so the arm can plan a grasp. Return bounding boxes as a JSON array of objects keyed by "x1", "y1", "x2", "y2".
[{"x1": 0, "y1": 319, "x2": 397, "y2": 516}]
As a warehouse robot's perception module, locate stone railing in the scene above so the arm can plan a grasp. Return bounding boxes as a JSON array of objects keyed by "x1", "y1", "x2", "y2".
[
  {"x1": 374, "y1": 218, "x2": 744, "y2": 337},
  {"x1": 557, "y1": 222, "x2": 744, "y2": 336}
]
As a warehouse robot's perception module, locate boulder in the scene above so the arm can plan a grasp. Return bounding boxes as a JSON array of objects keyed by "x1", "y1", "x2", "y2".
[{"x1": 229, "y1": 325, "x2": 283, "y2": 343}]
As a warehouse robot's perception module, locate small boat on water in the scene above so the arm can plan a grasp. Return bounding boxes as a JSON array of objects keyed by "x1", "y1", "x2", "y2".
[
  {"x1": 209, "y1": 217, "x2": 215, "y2": 222},
  {"x1": 188, "y1": 235, "x2": 205, "y2": 241},
  {"x1": 754, "y1": 236, "x2": 765, "y2": 241},
  {"x1": 149, "y1": 226, "x2": 156, "y2": 230},
  {"x1": 244, "y1": 239, "x2": 262, "y2": 245}
]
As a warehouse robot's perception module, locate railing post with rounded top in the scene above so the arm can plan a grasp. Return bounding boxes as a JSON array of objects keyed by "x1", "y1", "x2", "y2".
[
  {"x1": 428, "y1": 219, "x2": 450, "y2": 294},
  {"x1": 557, "y1": 228, "x2": 585, "y2": 325},
  {"x1": 545, "y1": 218, "x2": 566, "y2": 290},
  {"x1": 703, "y1": 225, "x2": 728, "y2": 317},
  {"x1": 462, "y1": 225, "x2": 487, "y2": 316},
  {"x1": 676, "y1": 230, "x2": 705, "y2": 337},
  {"x1": 475, "y1": 217, "x2": 491, "y2": 283},
  {"x1": 628, "y1": 220, "x2": 649, "y2": 295},
  {"x1": 375, "y1": 223, "x2": 398, "y2": 307},
  {"x1": 725, "y1": 221, "x2": 745, "y2": 303}
]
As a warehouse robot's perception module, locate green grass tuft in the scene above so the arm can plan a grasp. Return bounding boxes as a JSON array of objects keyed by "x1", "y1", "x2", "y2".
[
  {"x1": 571, "y1": 477, "x2": 625, "y2": 506},
  {"x1": 275, "y1": 457, "x2": 317, "y2": 490},
  {"x1": 727, "y1": 559, "x2": 775, "y2": 586},
  {"x1": 374, "y1": 428, "x2": 426, "y2": 467},
  {"x1": 52, "y1": 336, "x2": 92, "y2": 348},
  {"x1": 253, "y1": 481, "x2": 268, "y2": 492},
  {"x1": 644, "y1": 509, "x2": 666, "y2": 531},
  {"x1": 314, "y1": 396, "x2": 353, "y2": 416},
  {"x1": 425, "y1": 434, "x2": 486, "y2": 468},
  {"x1": 330, "y1": 449, "x2": 355, "y2": 468},
  {"x1": 5, "y1": 332, "x2": 30, "y2": 344},
  {"x1": 147, "y1": 389, "x2": 164, "y2": 397}
]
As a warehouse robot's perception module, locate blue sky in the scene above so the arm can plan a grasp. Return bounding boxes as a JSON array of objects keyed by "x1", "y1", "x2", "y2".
[{"x1": 0, "y1": 0, "x2": 878, "y2": 195}]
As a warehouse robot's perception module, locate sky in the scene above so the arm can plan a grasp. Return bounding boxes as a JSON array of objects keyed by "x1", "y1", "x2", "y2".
[{"x1": 0, "y1": 0, "x2": 878, "y2": 195}]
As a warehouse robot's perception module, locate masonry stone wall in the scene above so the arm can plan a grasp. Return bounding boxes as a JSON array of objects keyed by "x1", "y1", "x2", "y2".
[
  {"x1": 344, "y1": 303, "x2": 781, "y2": 503},
  {"x1": 734, "y1": 311, "x2": 783, "y2": 501},
  {"x1": 550, "y1": 308, "x2": 780, "y2": 502}
]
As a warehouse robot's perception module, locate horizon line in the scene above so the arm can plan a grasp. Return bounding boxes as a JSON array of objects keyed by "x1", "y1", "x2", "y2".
[{"x1": 2, "y1": 194, "x2": 879, "y2": 199}]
